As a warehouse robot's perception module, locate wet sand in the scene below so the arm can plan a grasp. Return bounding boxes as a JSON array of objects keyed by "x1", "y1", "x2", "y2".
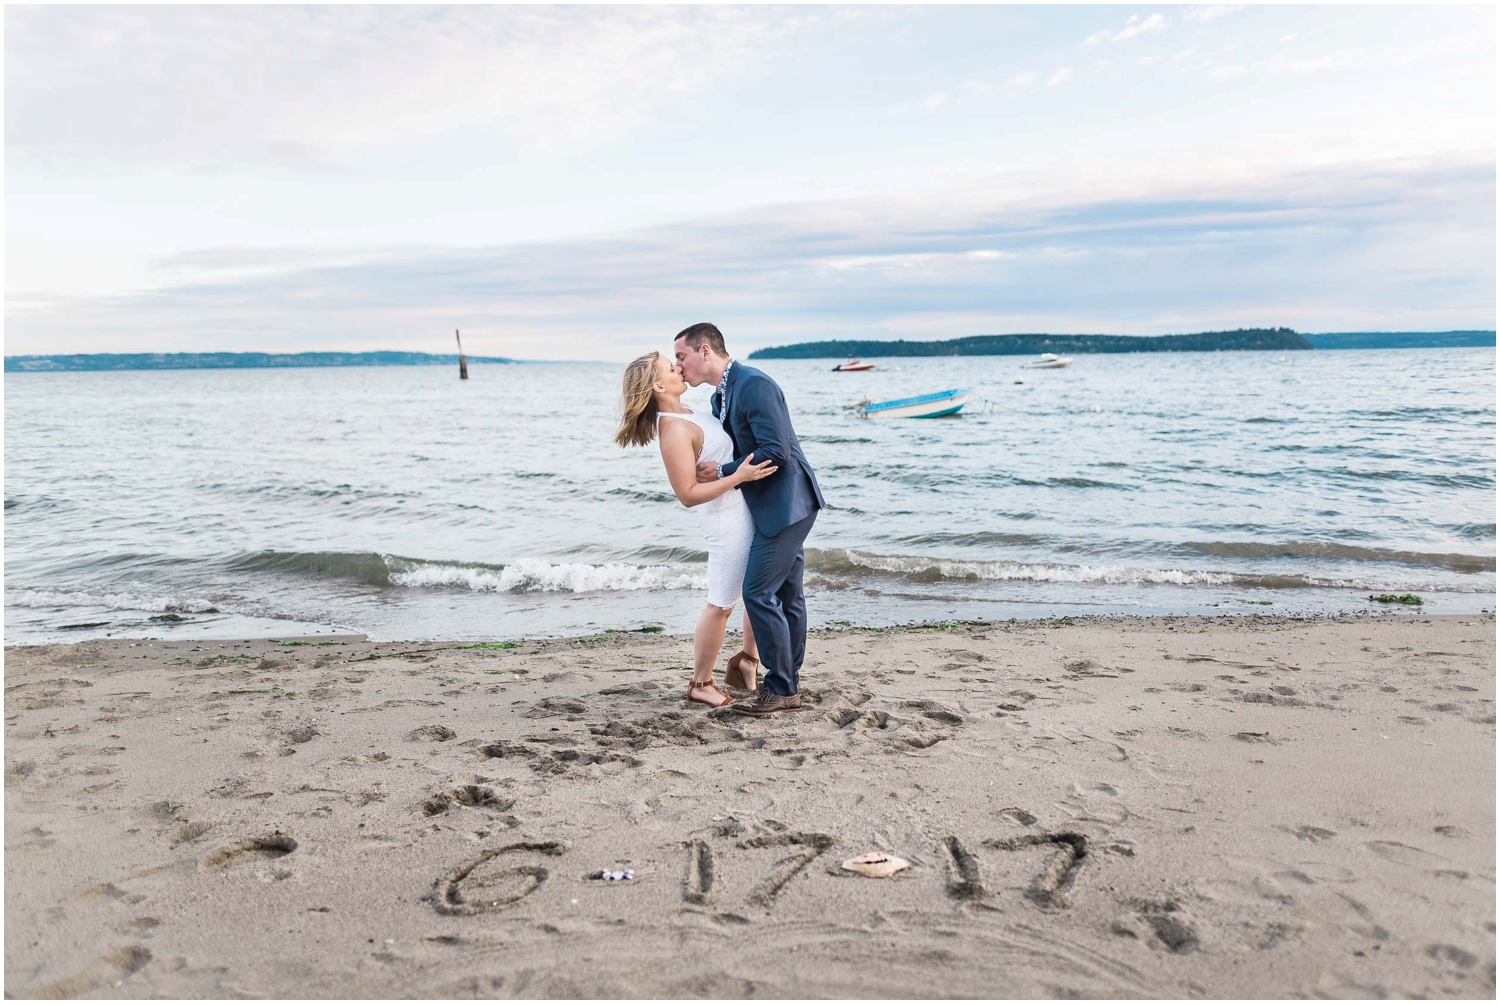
[{"x1": 4, "y1": 615, "x2": 1495, "y2": 998}]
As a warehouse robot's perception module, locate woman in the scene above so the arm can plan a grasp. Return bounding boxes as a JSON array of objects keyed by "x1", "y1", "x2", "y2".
[{"x1": 615, "y1": 352, "x2": 775, "y2": 707}]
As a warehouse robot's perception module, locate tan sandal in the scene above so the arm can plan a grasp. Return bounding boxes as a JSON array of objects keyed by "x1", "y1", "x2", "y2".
[
  {"x1": 687, "y1": 680, "x2": 732, "y2": 708},
  {"x1": 725, "y1": 651, "x2": 760, "y2": 691}
]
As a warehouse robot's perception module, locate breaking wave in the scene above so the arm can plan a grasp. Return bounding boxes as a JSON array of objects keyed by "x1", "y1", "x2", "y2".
[
  {"x1": 386, "y1": 558, "x2": 706, "y2": 594},
  {"x1": 1173, "y1": 540, "x2": 1495, "y2": 572},
  {"x1": 802, "y1": 548, "x2": 1484, "y2": 591},
  {"x1": 232, "y1": 550, "x2": 706, "y2": 594},
  {"x1": 7, "y1": 588, "x2": 223, "y2": 613}
]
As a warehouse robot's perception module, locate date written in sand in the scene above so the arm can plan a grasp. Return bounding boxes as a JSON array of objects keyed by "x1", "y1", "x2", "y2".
[{"x1": 427, "y1": 827, "x2": 1091, "y2": 917}]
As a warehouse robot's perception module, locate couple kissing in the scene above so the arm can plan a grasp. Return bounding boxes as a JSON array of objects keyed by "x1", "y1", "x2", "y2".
[{"x1": 615, "y1": 322, "x2": 825, "y2": 715}]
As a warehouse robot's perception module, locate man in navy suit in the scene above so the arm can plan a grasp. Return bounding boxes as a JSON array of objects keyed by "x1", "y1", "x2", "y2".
[{"x1": 675, "y1": 322, "x2": 825, "y2": 716}]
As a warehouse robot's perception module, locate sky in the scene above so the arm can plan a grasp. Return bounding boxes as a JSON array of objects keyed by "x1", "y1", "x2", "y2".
[{"x1": 5, "y1": 4, "x2": 1495, "y2": 360}]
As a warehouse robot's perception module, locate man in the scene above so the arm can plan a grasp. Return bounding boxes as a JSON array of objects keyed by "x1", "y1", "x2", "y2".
[{"x1": 674, "y1": 322, "x2": 825, "y2": 716}]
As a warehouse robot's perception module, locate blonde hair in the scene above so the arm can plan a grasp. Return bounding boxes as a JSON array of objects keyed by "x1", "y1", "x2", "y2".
[{"x1": 615, "y1": 352, "x2": 663, "y2": 448}]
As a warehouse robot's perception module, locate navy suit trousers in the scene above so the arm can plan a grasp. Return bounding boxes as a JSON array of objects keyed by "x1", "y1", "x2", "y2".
[{"x1": 742, "y1": 510, "x2": 817, "y2": 696}]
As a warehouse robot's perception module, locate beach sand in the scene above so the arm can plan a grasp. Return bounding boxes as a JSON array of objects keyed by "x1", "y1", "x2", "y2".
[{"x1": 4, "y1": 615, "x2": 1494, "y2": 998}]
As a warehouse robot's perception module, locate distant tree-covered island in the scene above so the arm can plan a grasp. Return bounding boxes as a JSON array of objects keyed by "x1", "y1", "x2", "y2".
[
  {"x1": 749, "y1": 328, "x2": 1311, "y2": 359},
  {"x1": 1304, "y1": 331, "x2": 1495, "y2": 350},
  {"x1": 747, "y1": 328, "x2": 1495, "y2": 359},
  {"x1": 4, "y1": 350, "x2": 516, "y2": 373}
]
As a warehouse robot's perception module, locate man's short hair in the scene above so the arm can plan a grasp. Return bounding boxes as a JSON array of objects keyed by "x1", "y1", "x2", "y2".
[{"x1": 675, "y1": 322, "x2": 727, "y2": 357}]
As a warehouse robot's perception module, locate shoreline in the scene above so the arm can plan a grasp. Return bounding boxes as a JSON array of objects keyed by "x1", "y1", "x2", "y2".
[
  {"x1": 5, "y1": 614, "x2": 1494, "y2": 997},
  {"x1": 7, "y1": 603, "x2": 1493, "y2": 651}
]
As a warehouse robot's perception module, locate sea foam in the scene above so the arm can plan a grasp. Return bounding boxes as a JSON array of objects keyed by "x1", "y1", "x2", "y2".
[{"x1": 386, "y1": 558, "x2": 706, "y2": 594}]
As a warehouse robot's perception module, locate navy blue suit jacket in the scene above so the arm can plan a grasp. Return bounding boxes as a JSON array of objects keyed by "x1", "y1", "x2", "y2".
[{"x1": 714, "y1": 362, "x2": 825, "y2": 537}]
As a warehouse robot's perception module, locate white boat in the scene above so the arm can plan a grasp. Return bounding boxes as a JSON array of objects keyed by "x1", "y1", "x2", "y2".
[
  {"x1": 1025, "y1": 353, "x2": 1072, "y2": 369},
  {"x1": 861, "y1": 388, "x2": 969, "y2": 419}
]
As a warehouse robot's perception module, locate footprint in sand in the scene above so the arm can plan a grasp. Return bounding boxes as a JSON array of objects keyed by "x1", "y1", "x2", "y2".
[
  {"x1": 33, "y1": 945, "x2": 152, "y2": 998},
  {"x1": 598, "y1": 681, "x2": 664, "y2": 696},
  {"x1": 168, "y1": 821, "x2": 215, "y2": 848},
  {"x1": 279, "y1": 725, "x2": 321, "y2": 747},
  {"x1": 1254, "y1": 921, "x2": 1302, "y2": 950},
  {"x1": 407, "y1": 725, "x2": 457, "y2": 742},
  {"x1": 827, "y1": 700, "x2": 967, "y2": 753},
  {"x1": 524, "y1": 698, "x2": 587, "y2": 720},
  {"x1": 419, "y1": 785, "x2": 513, "y2": 817},
  {"x1": 1366, "y1": 839, "x2": 1450, "y2": 868},
  {"x1": 135, "y1": 800, "x2": 188, "y2": 825},
  {"x1": 828, "y1": 708, "x2": 861, "y2": 728},
  {"x1": 590, "y1": 712, "x2": 735, "y2": 751},
  {"x1": 1111, "y1": 899, "x2": 1200, "y2": 954},
  {"x1": 478, "y1": 740, "x2": 644, "y2": 776},
  {"x1": 902, "y1": 700, "x2": 966, "y2": 725},
  {"x1": 197, "y1": 832, "x2": 297, "y2": 872},
  {"x1": 1293, "y1": 860, "x2": 1355, "y2": 883},
  {"x1": 1063, "y1": 657, "x2": 1121, "y2": 678},
  {"x1": 995, "y1": 690, "x2": 1037, "y2": 713},
  {"x1": 1426, "y1": 943, "x2": 1480, "y2": 969},
  {"x1": 8, "y1": 677, "x2": 94, "y2": 711},
  {"x1": 1056, "y1": 782, "x2": 1129, "y2": 825},
  {"x1": 999, "y1": 807, "x2": 1038, "y2": 826},
  {"x1": 206, "y1": 776, "x2": 258, "y2": 798}
]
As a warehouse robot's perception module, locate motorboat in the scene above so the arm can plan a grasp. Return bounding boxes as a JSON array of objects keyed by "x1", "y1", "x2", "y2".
[
  {"x1": 832, "y1": 358, "x2": 876, "y2": 372},
  {"x1": 1024, "y1": 353, "x2": 1072, "y2": 369},
  {"x1": 861, "y1": 388, "x2": 969, "y2": 419}
]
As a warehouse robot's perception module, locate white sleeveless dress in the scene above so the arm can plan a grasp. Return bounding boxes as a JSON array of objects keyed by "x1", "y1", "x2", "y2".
[{"x1": 659, "y1": 410, "x2": 754, "y2": 608}]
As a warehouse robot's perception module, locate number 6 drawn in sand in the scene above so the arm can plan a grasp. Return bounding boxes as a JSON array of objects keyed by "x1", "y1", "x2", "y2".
[
  {"x1": 683, "y1": 833, "x2": 833, "y2": 908},
  {"x1": 434, "y1": 840, "x2": 570, "y2": 915}
]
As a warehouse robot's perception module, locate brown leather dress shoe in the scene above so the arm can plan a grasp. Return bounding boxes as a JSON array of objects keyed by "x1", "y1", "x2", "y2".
[{"x1": 729, "y1": 684, "x2": 802, "y2": 716}]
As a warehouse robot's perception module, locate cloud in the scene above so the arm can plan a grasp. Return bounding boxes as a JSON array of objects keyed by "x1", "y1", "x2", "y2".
[
  {"x1": 1266, "y1": 49, "x2": 1360, "y2": 74},
  {"x1": 8, "y1": 155, "x2": 1492, "y2": 356},
  {"x1": 960, "y1": 71, "x2": 1040, "y2": 100},
  {"x1": 1046, "y1": 67, "x2": 1074, "y2": 86},
  {"x1": 5, "y1": 6, "x2": 806, "y2": 171},
  {"x1": 1264, "y1": 39, "x2": 1462, "y2": 75},
  {"x1": 1184, "y1": 5, "x2": 1243, "y2": 23},
  {"x1": 1086, "y1": 13, "x2": 1168, "y2": 45},
  {"x1": 1210, "y1": 65, "x2": 1247, "y2": 80}
]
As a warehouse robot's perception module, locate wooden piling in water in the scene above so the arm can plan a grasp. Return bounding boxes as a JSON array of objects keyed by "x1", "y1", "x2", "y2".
[{"x1": 455, "y1": 329, "x2": 469, "y2": 380}]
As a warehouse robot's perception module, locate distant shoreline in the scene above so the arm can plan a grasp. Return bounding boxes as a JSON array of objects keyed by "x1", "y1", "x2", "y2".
[
  {"x1": 5, "y1": 330, "x2": 1494, "y2": 371},
  {"x1": 3, "y1": 350, "x2": 525, "y2": 373},
  {"x1": 749, "y1": 329, "x2": 1495, "y2": 360}
]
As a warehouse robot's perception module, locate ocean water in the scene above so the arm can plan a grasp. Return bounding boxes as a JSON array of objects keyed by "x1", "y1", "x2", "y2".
[{"x1": 4, "y1": 348, "x2": 1494, "y2": 643}]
